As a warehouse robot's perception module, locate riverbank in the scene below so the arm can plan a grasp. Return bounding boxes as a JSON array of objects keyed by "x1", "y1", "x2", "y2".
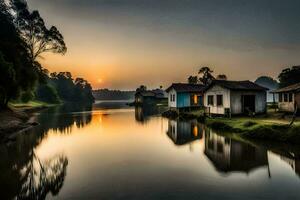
[
  {"x1": 162, "y1": 108, "x2": 300, "y2": 144},
  {"x1": 0, "y1": 101, "x2": 56, "y2": 142},
  {"x1": 206, "y1": 117, "x2": 300, "y2": 144}
]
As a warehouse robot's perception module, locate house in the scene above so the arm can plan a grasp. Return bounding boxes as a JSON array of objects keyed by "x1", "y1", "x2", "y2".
[
  {"x1": 167, "y1": 119, "x2": 203, "y2": 145},
  {"x1": 204, "y1": 129, "x2": 269, "y2": 174},
  {"x1": 135, "y1": 89, "x2": 167, "y2": 105},
  {"x1": 272, "y1": 82, "x2": 300, "y2": 113},
  {"x1": 204, "y1": 80, "x2": 268, "y2": 115},
  {"x1": 166, "y1": 83, "x2": 205, "y2": 111}
]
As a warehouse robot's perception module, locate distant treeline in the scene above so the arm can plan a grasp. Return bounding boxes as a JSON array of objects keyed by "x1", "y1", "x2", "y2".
[
  {"x1": 35, "y1": 72, "x2": 94, "y2": 104},
  {"x1": 93, "y1": 89, "x2": 135, "y2": 100}
]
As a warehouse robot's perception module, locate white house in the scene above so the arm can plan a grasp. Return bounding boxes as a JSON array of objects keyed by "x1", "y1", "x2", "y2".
[
  {"x1": 204, "y1": 80, "x2": 268, "y2": 115},
  {"x1": 272, "y1": 82, "x2": 300, "y2": 113}
]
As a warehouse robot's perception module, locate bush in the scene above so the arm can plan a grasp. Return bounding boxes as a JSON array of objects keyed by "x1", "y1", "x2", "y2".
[
  {"x1": 35, "y1": 84, "x2": 61, "y2": 104},
  {"x1": 20, "y1": 91, "x2": 34, "y2": 103}
]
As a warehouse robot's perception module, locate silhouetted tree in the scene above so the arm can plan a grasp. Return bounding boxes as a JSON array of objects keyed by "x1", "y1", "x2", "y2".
[
  {"x1": 0, "y1": 1, "x2": 37, "y2": 109},
  {"x1": 136, "y1": 85, "x2": 147, "y2": 92},
  {"x1": 278, "y1": 66, "x2": 300, "y2": 88},
  {"x1": 188, "y1": 75, "x2": 198, "y2": 84},
  {"x1": 12, "y1": 0, "x2": 67, "y2": 63},
  {"x1": 216, "y1": 74, "x2": 227, "y2": 80},
  {"x1": 198, "y1": 66, "x2": 215, "y2": 86}
]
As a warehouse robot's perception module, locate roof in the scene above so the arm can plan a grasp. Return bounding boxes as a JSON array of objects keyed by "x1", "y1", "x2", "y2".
[
  {"x1": 135, "y1": 89, "x2": 167, "y2": 98},
  {"x1": 166, "y1": 83, "x2": 205, "y2": 93},
  {"x1": 272, "y1": 82, "x2": 300, "y2": 93},
  {"x1": 205, "y1": 80, "x2": 268, "y2": 91}
]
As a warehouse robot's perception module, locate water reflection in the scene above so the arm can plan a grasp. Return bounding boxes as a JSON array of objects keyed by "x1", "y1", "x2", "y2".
[
  {"x1": 36, "y1": 103, "x2": 92, "y2": 134},
  {"x1": 135, "y1": 105, "x2": 167, "y2": 124},
  {"x1": 204, "y1": 129, "x2": 269, "y2": 175},
  {"x1": 0, "y1": 103, "x2": 92, "y2": 199},
  {"x1": 167, "y1": 119, "x2": 203, "y2": 145}
]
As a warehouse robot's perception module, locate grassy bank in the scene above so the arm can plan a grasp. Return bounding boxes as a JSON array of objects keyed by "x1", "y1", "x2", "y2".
[
  {"x1": 206, "y1": 117, "x2": 300, "y2": 144},
  {"x1": 9, "y1": 100, "x2": 59, "y2": 112}
]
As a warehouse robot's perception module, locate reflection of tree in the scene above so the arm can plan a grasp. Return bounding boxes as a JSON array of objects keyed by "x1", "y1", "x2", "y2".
[
  {"x1": 17, "y1": 153, "x2": 68, "y2": 200},
  {"x1": 36, "y1": 103, "x2": 92, "y2": 134}
]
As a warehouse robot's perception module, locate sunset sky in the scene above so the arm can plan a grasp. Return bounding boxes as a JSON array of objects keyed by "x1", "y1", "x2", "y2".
[{"x1": 27, "y1": 0, "x2": 300, "y2": 90}]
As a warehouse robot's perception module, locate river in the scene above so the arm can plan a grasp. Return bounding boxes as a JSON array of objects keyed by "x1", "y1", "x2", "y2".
[{"x1": 1, "y1": 101, "x2": 300, "y2": 199}]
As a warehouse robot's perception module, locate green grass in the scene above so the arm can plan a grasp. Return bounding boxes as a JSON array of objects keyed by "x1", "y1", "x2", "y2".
[
  {"x1": 9, "y1": 100, "x2": 58, "y2": 109},
  {"x1": 206, "y1": 117, "x2": 300, "y2": 144}
]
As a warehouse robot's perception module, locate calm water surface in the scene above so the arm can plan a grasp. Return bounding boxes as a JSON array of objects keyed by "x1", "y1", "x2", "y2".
[{"x1": 1, "y1": 101, "x2": 300, "y2": 199}]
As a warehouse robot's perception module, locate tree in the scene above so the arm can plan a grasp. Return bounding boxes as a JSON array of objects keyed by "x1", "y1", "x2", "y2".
[
  {"x1": 198, "y1": 66, "x2": 215, "y2": 86},
  {"x1": 0, "y1": 52, "x2": 16, "y2": 108},
  {"x1": 216, "y1": 74, "x2": 227, "y2": 80},
  {"x1": 136, "y1": 85, "x2": 147, "y2": 92},
  {"x1": 35, "y1": 84, "x2": 61, "y2": 103},
  {"x1": 12, "y1": 0, "x2": 67, "y2": 63},
  {"x1": 188, "y1": 75, "x2": 198, "y2": 84},
  {"x1": 278, "y1": 66, "x2": 300, "y2": 88}
]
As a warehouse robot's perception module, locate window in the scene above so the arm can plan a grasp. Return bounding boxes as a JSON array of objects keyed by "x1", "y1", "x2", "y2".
[
  {"x1": 207, "y1": 95, "x2": 214, "y2": 105},
  {"x1": 193, "y1": 94, "x2": 198, "y2": 104},
  {"x1": 279, "y1": 93, "x2": 282, "y2": 102},
  {"x1": 289, "y1": 93, "x2": 293, "y2": 102},
  {"x1": 284, "y1": 93, "x2": 288, "y2": 102},
  {"x1": 217, "y1": 95, "x2": 223, "y2": 106}
]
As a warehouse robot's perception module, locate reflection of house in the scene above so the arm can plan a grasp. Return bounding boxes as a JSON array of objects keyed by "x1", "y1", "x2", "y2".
[
  {"x1": 204, "y1": 80, "x2": 268, "y2": 115},
  {"x1": 204, "y1": 129, "x2": 268, "y2": 173},
  {"x1": 167, "y1": 119, "x2": 203, "y2": 145},
  {"x1": 166, "y1": 83, "x2": 205, "y2": 111},
  {"x1": 135, "y1": 105, "x2": 167, "y2": 123},
  {"x1": 279, "y1": 153, "x2": 300, "y2": 177},
  {"x1": 135, "y1": 89, "x2": 167, "y2": 105},
  {"x1": 272, "y1": 83, "x2": 300, "y2": 113}
]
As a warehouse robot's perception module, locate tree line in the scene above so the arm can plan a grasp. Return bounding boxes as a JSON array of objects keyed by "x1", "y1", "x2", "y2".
[
  {"x1": 0, "y1": 0, "x2": 94, "y2": 109},
  {"x1": 188, "y1": 66, "x2": 300, "y2": 88}
]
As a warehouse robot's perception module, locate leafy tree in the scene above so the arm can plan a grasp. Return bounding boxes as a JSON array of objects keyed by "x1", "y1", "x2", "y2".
[
  {"x1": 35, "y1": 84, "x2": 61, "y2": 104},
  {"x1": 216, "y1": 74, "x2": 227, "y2": 80},
  {"x1": 0, "y1": 52, "x2": 16, "y2": 108},
  {"x1": 136, "y1": 85, "x2": 147, "y2": 92},
  {"x1": 198, "y1": 66, "x2": 215, "y2": 85},
  {"x1": 188, "y1": 75, "x2": 198, "y2": 84},
  {"x1": 12, "y1": 0, "x2": 67, "y2": 62},
  {"x1": 278, "y1": 66, "x2": 300, "y2": 88}
]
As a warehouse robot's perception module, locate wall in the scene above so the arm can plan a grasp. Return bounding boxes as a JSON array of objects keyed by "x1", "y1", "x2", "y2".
[
  {"x1": 230, "y1": 91, "x2": 266, "y2": 114},
  {"x1": 204, "y1": 85, "x2": 230, "y2": 114},
  {"x1": 278, "y1": 93, "x2": 295, "y2": 112}
]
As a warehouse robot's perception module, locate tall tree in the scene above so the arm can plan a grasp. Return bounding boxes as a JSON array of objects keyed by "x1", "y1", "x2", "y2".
[
  {"x1": 216, "y1": 74, "x2": 227, "y2": 80},
  {"x1": 0, "y1": 1, "x2": 37, "y2": 109},
  {"x1": 198, "y1": 66, "x2": 215, "y2": 86},
  {"x1": 188, "y1": 75, "x2": 198, "y2": 84},
  {"x1": 278, "y1": 66, "x2": 300, "y2": 88},
  {"x1": 12, "y1": 0, "x2": 67, "y2": 63}
]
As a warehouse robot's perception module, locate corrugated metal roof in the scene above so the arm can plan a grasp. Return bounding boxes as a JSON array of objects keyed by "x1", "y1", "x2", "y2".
[{"x1": 272, "y1": 82, "x2": 300, "y2": 93}]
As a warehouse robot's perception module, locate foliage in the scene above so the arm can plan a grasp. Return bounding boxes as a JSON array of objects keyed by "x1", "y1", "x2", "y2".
[
  {"x1": 12, "y1": 0, "x2": 67, "y2": 62},
  {"x1": 188, "y1": 75, "x2": 198, "y2": 84},
  {"x1": 255, "y1": 76, "x2": 278, "y2": 90},
  {"x1": 20, "y1": 90, "x2": 34, "y2": 103},
  {"x1": 0, "y1": 0, "x2": 67, "y2": 109},
  {"x1": 93, "y1": 89, "x2": 135, "y2": 100},
  {"x1": 35, "y1": 84, "x2": 61, "y2": 103},
  {"x1": 278, "y1": 66, "x2": 300, "y2": 88},
  {"x1": 198, "y1": 66, "x2": 215, "y2": 86},
  {"x1": 46, "y1": 72, "x2": 95, "y2": 103},
  {"x1": 136, "y1": 85, "x2": 147, "y2": 92},
  {"x1": 216, "y1": 74, "x2": 227, "y2": 80}
]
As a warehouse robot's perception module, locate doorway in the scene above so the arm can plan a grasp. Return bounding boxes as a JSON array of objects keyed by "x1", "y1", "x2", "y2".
[{"x1": 242, "y1": 95, "x2": 255, "y2": 114}]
